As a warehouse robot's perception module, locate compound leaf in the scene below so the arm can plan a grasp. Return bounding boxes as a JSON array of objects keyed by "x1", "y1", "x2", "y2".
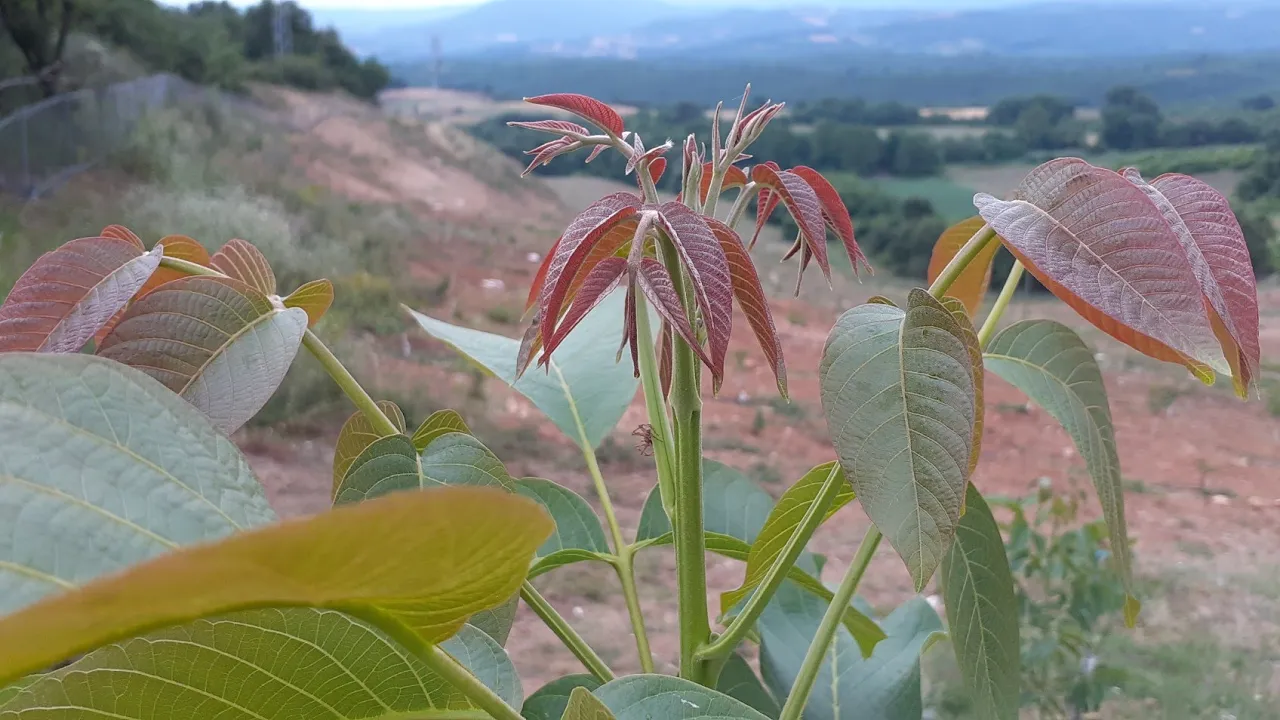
[
  {"x1": 983, "y1": 319, "x2": 1138, "y2": 624},
  {"x1": 97, "y1": 276, "x2": 308, "y2": 435},
  {"x1": 820, "y1": 290, "x2": 977, "y2": 591},
  {"x1": 975, "y1": 158, "x2": 1228, "y2": 382},
  {"x1": 0, "y1": 485, "x2": 553, "y2": 686},
  {"x1": 409, "y1": 288, "x2": 638, "y2": 450},
  {"x1": 940, "y1": 485, "x2": 1019, "y2": 720},
  {"x1": 0, "y1": 237, "x2": 162, "y2": 353}
]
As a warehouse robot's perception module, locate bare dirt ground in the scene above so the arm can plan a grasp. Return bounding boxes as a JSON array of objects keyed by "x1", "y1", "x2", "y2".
[{"x1": 235, "y1": 131, "x2": 1280, "y2": 705}]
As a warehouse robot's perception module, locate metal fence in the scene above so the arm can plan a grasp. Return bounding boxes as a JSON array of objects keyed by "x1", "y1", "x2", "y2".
[{"x1": 0, "y1": 74, "x2": 250, "y2": 199}]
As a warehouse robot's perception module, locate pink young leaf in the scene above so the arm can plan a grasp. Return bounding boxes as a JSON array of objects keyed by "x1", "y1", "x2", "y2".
[
  {"x1": 707, "y1": 218, "x2": 787, "y2": 397},
  {"x1": 99, "y1": 224, "x2": 145, "y2": 250},
  {"x1": 541, "y1": 257, "x2": 628, "y2": 360},
  {"x1": 975, "y1": 158, "x2": 1227, "y2": 382},
  {"x1": 1124, "y1": 169, "x2": 1261, "y2": 396},
  {"x1": 791, "y1": 165, "x2": 870, "y2": 276},
  {"x1": 635, "y1": 258, "x2": 714, "y2": 374},
  {"x1": 522, "y1": 137, "x2": 577, "y2": 176},
  {"x1": 585, "y1": 145, "x2": 608, "y2": 164},
  {"x1": 507, "y1": 119, "x2": 591, "y2": 137},
  {"x1": 752, "y1": 165, "x2": 831, "y2": 283},
  {"x1": 620, "y1": 282, "x2": 638, "y2": 376},
  {"x1": 0, "y1": 237, "x2": 163, "y2": 353},
  {"x1": 535, "y1": 192, "x2": 643, "y2": 351},
  {"x1": 526, "y1": 237, "x2": 560, "y2": 313},
  {"x1": 654, "y1": 201, "x2": 733, "y2": 391},
  {"x1": 525, "y1": 93, "x2": 625, "y2": 136}
]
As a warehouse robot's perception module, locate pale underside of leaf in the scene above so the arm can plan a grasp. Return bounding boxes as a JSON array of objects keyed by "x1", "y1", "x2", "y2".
[
  {"x1": 97, "y1": 276, "x2": 308, "y2": 435},
  {"x1": 940, "y1": 484, "x2": 1020, "y2": 720},
  {"x1": 819, "y1": 290, "x2": 976, "y2": 591},
  {"x1": 0, "y1": 353, "x2": 275, "y2": 615},
  {"x1": 975, "y1": 158, "x2": 1228, "y2": 380},
  {"x1": 593, "y1": 674, "x2": 772, "y2": 720},
  {"x1": 0, "y1": 239, "x2": 162, "y2": 353},
  {"x1": 983, "y1": 319, "x2": 1137, "y2": 624}
]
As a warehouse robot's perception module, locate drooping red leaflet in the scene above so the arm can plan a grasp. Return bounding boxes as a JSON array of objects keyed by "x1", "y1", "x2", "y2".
[{"x1": 524, "y1": 93, "x2": 625, "y2": 136}]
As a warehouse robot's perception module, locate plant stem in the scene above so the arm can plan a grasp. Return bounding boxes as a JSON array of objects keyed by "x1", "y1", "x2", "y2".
[
  {"x1": 350, "y1": 607, "x2": 524, "y2": 720},
  {"x1": 633, "y1": 292, "x2": 678, "y2": 502},
  {"x1": 723, "y1": 180, "x2": 757, "y2": 232},
  {"x1": 776, "y1": 526, "x2": 883, "y2": 720},
  {"x1": 302, "y1": 331, "x2": 400, "y2": 437},
  {"x1": 696, "y1": 462, "x2": 845, "y2": 662},
  {"x1": 672, "y1": 342, "x2": 710, "y2": 683},
  {"x1": 926, "y1": 225, "x2": 997, "y2": 298},
  {"x1": 520, "y1": 582, "x2": 616, "y2": 682},
  {"x1": 615, "y1": 547, "x2": 657, "y2": 673},
  {"x1": 977, "y1": 260, "x2": 1024, "y2": 349}
]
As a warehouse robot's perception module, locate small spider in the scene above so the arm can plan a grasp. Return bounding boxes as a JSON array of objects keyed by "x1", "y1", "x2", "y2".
[{"x1": 632, "y1": 424, "x2": 656, "y2": 456}]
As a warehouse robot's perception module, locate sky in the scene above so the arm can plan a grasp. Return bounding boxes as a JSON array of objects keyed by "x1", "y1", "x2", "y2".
[{"x1": 218, "y1": 0, "x2": 1087, "y2": 11}]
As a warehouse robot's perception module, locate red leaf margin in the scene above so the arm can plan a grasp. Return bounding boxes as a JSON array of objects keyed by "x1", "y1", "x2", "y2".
[
  {"x1": 751, "y1": 164, "x2": 831, "y2": 286},
  {"x1": 791, "y1": 166, "x2": 870, "y2": 276}
]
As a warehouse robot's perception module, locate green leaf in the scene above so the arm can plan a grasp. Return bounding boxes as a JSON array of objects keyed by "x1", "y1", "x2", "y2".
[
  {"x1": 940, "y1": 485, "x2": 1020, "y2": 720},
  {"x1": 98, "y1": 276, "x2": 309, "y2": 434},
  {"x1": 441, "y1": 624, "x2": 524, "y2": 707},
  {"x1": 562, "y1": 686, "x2": 616, "y2": 720},
  {"x1": 0, "y1": 486, "x2": 553, "y2": 686},
  {"x1": 412, "y1": 408, "x2": 472, "y2": 452},
  {"x1": 335, "y1": 432, "x2": 515, "y2": 503},
  {"x1": 819, "y1": 289, "x2": 978, "y2": 591},
  {"x1": 635, "y1": 459, "x2": 774, "y2": 543},
  {"x1": 514, "y1": 478, "x2": 610, "y2": 557},
  {"x1": 408, "y1": 288, "x2": 639, "y2": 449},
  {"x1": 529, "y1": 549, "x2": 613, "y2": 579},
  {"x1": 716, "y1": 653, "x2": 781, "y2": 719},
  {"x1": 594, "y1": 675, "x2": 772, "y2": 720},
  {"x1": 0, "y1": 608, "x2": 506, "y2": 717},
  {"x1": 469, "y1": 593, "x2": 519, "y2": 647},
  {"x1": 759, "y1": 585, "x2": 944, "y2": 720},
  {"x1": 0, "y1": 353, "x2": 275, "y2": 616},
  {"x1": 332, "y1": 400, "x2": 406, "y2": 496},
  {"x1": 720, "y1": 462, "x2": 854, "y2": 615},
  {"x1": 983, "y1": 319, "x2": 1138, "y2": 624},
  {"x1": 524, "y1": 675, "x2": 604, "y2": 720}
]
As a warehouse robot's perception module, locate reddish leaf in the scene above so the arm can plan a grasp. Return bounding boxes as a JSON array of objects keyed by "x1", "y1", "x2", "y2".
[
  {"x1": 136, "y1": 234, "x2": 212, "y2": 300},
  {"x1": 621, "y1": 283, "x2": 639, "y2": 376},
  {"x1": 525, "y1": 93, "x2": 624, "y2": 136},
  {"x1": 644, "y1": 157, "x2": 668, "y2": 189},
  {"x1": 542, "y1": 257, "x2": 627, "y2": 359},
  {"x1": 523, "y1": 137, "x2": 577, "y2": 176},
  {"x1": 507, "y1": 119, "x2": 590, "y2": 137},
  {"x1": 732, "y1": 102, "x2": 785, "y2": 147},
  {"x1": 585, "y1": 144, "x2": 608, "y2": 164},
  {"x1": 927, "y1": 216, "x2": 1001, "y2": 318},
  {"x1": 0, "y1": 237, "x2": 163, "y2": 353},
  {"x1": 211, "y1": 239, "x2": 276, "y2": 296},
  {"x1": 698, "y1": 163, "x2": 749, "y2": 205},
  {"x1": 654, "y1": 201, "x2": 733, "y2": 391},
  {"x1": 791, "y1": 166, "x2": 869, "y2": 276},
  {"x1": 535, "y1": 193, "x2": 643, "y2": 353},
  {"x1": 526, "y1": 237, "x2": 561, "y2": 313},
  {"x1": 283, "y1": 278, "x2": 335, "y2": 328},
  {"x1": 1124, "y1": 169, "x2": 1261, "y2": 397},
  {"x1": 626, "y1": 139, "x2": 672, "y2": 177},
  {"x1": 975, "y1": 159, "x2": 1227, "y2": 382},
  {"x1": 751, "y1": 165, "x2": 831, "y2": 284},
  {"x1": 707, "y1": 218, "x2": 787, "y2": 397},
  {"x1": 635, "y1": 258, "x2": 713, "y2": 374},
  {"x1": 100, "y1": 225, "x2": 144, "y2": 250},
  {"x1": 658, "y1": 319, "x2": 673, "y2": 398},
  {"x1": 751, "y1": 187, "x2": 781, "y2": 249}
]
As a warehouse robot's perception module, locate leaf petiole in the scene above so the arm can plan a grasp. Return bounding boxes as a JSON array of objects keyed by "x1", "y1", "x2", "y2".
[
  {"x1": 927, "y1": 224, "x2": 998, "y2": 298},
  {"x1": 977, "y1": 260, "x2": 1025, "y2": 349}
]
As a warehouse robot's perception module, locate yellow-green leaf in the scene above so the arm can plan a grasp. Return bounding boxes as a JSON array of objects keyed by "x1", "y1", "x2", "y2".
[
  {"x1": 927, "y1": 217, "x2": 1000, "y2": 317},
  {"x1": 562, "y1": 686, "x2": 616, "y2": 720},
  {"x1": 283, "y1": 278, "x2": 335, "y2": 327},
  {"x1": 0, "y1": 485, "x2": 552, "y2": 687},
  {"x1": 412, "y1": 408, "x2": 472, "y2": 452},
  {"x1": 331, "y1": 401, "x2": 407, "y2": 496}
]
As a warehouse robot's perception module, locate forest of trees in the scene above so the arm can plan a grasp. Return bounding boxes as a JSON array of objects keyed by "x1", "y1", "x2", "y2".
[{"x1": 0, "y1": 0, "x2": 390, "y2": 99}]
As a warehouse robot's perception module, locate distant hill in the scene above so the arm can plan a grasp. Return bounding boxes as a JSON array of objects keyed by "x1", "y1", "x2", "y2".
[{"x1": 339, "y1": 0, "x2": 1280, "y2": 62}]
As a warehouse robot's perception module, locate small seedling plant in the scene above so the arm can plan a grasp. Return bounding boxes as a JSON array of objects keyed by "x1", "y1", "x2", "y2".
[{"x1": 0, "y1": 86, "x2": 1261, "y2": 720}]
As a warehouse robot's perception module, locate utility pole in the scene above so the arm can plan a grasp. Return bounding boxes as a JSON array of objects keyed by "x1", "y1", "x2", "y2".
[{"x1": 273, "y1": 2, "x2": 292, "y2": 58}]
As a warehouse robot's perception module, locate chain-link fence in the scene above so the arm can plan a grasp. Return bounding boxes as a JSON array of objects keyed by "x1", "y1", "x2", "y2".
[{"x1": 0, "y1": 74, "x2": 261, "y2": 199}]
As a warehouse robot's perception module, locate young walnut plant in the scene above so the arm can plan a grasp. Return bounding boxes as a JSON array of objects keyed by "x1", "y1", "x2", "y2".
[{"x1": 0, "y1": 87, "x2": 1261, "y2": 720}]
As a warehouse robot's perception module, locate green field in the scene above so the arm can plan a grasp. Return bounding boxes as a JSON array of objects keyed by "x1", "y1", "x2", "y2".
[{"x1": 870, "y1": 176, "x2": 981, "y2": 222}]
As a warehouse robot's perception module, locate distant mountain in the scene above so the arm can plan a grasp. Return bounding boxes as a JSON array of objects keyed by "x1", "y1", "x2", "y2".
[{"x1": 350, "y1": 0, "x2": 1280, "y2": 62}]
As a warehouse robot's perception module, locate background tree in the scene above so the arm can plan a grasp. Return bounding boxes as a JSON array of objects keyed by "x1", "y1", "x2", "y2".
[
  {"x1": 1101, "y1": 86, "x2": 1162, "y2": 150},
  {"x1": 0, "y1": 0, "x2": 74, "y2": 96}
]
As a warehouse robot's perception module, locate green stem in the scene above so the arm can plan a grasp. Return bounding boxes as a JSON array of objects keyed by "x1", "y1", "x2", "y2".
[
  {"x1": 723, "y1": 180, "x2": 757, "y2": 232},
  {"x1": 520, "y1": 582, "x2": 616, "y2": 682},
  {"x1": 616, "y1": 547, "x2": 657, "y2": 673},
  {"x1": 776, "y1": 527, "x2": 883, "y2": 720},
  {"x1": 977, "y1": 260, "x2": 1024, "y2": 349},
  {"x1": 696, "y1": 462, "x2": 845, "y2": 662},
  {"x1": 926, "y1": 225, "x2": 997, "y2": 298},
  {"x1": 633, "y1": 291, "x2": 678, "y2": 503},
  {"x1": 302, "y1": 331, "x2": 400, "y2": 437},
  {"x1": 348, "y1": 607, "x2": 524, "y2": 720}
]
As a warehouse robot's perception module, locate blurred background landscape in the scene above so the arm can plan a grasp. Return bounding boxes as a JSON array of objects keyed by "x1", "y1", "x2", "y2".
[{"x1": 2, "y1": 0, "x2": 1280, "y2": 716}]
